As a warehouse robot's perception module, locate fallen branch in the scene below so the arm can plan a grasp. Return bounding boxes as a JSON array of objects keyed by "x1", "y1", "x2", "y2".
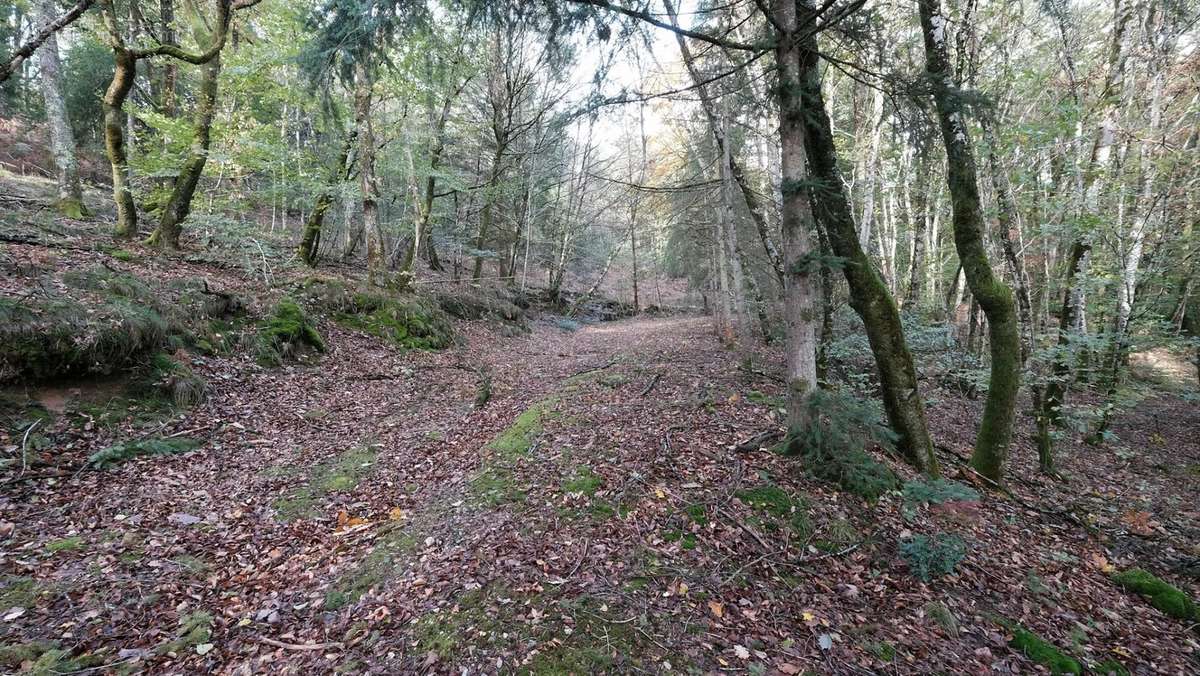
[
  {"x1": 733, "y1": 428, "x2": 784, "y2": 453},
  {"x1": 570, "y1": 358, "x2": 618, "y2": 378},
  {"x1": 639, "y1": 372, "x2": 662, "y2": 397},
  {"x1": 258, "y1": 637, "x2": 344, "y2": 651}
]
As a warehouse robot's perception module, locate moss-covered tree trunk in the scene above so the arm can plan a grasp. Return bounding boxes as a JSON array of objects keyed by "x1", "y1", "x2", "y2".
[
  {"x1": 796, "y1": 5, "x2": 938, "y2": 473},
  {"x1": 103, "y1": 47, "x2": 138, "y2": 238},
  {"x1": 919, "y1": 0, "x2": 1021, "y2": 483},
  {"x1": 299, "y1": 130, "x2": 355, "y2": 267},
  {"x1": 147, "y1": 52, "x2": 221, "y2": 249}
]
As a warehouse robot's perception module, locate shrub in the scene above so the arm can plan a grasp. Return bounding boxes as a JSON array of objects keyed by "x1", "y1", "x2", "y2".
[
  {"x1": 902, "y1": 478, "x2": 979, "y2": 507},
  {"x1": 1110, "y1": 568, "x2": 1197, "y2": 620},
  {"x1": 786, "y1": 389, "x2": 899, "y2": 500},
  {"x1": 88, "y1": 437, "x2": 201, "y2": 469},
  {"x1": 899, "y1": 533, "x2": 967, "y2": 582},
  {"x1": 256, "y1": 298, "x2": 325, "y2": 366}
]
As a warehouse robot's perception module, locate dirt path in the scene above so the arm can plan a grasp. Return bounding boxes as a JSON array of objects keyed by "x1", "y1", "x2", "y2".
[{"x1": 4, "y1": 314, "x2": 1199, "y2": 674}]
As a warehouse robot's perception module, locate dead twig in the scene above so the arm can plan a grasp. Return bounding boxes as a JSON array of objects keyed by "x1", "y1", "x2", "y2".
[
  {"x1": 570, "y1": 358, "x2": 618, "y2": 378},
  {"x1": 639, "y1": 372, "x2": 662, "y2": 397},
  {"x1": 258, "y1": 637, "x2": 344, "y2": 651}
]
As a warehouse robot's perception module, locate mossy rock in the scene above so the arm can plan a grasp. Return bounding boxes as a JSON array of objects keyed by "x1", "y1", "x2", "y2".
[
  {"x1": 1111, "y1": 568, "x2": 1198, "y2": 620},
  {"x1": 336, "y1": 295, "x2": 454, "y2": 350},
  {"x1": 255, "y1": 297, "x2": 325, "y2": 366},
  {"x1": 1005, "y1": 623, "x2": 1082, "y2": 675}
]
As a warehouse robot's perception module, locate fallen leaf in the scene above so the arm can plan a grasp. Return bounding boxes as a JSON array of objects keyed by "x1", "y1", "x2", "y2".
[
  {"x1": 708, "y1": 600, "x2": 724, "y2": 618},
  {"x1": 734, "y1": 644, "x2": 750, "y2": 660}
]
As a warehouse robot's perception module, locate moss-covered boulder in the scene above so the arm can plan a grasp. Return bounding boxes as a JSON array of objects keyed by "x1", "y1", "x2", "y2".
[
  {"x1": 299, "y1": 278, "x2": 455, "y2": 350},
  {"x1": 255, "y1": 297, "x2": 326, "y2": 366}
]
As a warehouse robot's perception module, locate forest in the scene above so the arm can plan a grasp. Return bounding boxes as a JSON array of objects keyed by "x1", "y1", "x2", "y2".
[{"x1": 0, "y1": 0, "x2": 1197, "y2": 673}]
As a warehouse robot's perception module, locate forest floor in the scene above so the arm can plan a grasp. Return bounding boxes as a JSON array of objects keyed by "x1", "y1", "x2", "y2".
[{"x1": 1, "y1": 208, "x2": 1200, "y2": 673}]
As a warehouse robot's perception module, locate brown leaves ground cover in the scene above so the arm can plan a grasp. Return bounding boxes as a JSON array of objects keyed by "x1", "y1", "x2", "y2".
[{"x1": 0, "y1": 242, "x2": 1198, "y2": 674}]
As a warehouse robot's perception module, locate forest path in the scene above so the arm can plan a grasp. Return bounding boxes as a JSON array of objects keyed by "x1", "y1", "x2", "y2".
[{"x1": 7, "y1": 314, "x2": 774, "y2": 673}]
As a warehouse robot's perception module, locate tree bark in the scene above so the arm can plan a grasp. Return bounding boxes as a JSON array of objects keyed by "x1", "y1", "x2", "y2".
[
  {"x1": 796, "y1": 2, "x2": 938, "y2": 473},
  {"x1": 35, "y1": 0, "x2": 86, "y2": 219},
  {"x1": 919, "y1": 0, "x2": 1021, "y2": 483},
  {"x1": 774, "y1": 0, "x2": 819, "y2": 430},
  {"x1": 299, "y1": 130, "x2": 356, "y2": 267},
  {"x1": 354, "y1": 60, "x2": 382, "y2": 284}
]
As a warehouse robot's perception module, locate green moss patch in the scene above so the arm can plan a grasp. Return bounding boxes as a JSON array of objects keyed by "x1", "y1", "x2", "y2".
[
  {"x1": 562, "y1": 466, "x2": 603, "y2": 496},
  {"x1": 736, "y1": 484, "x2": 811, "y2": 537},
  {"x1": 88, "y1": 436, "x2": 202, "y2": 469},
  {"x1": 273, "y1": 445, "x2": 378, "y2": 521},
  {"x1": 1111, "y1": 568, "x2": 1198, "y2": 620},
  {"x1": 489, "y1": 400, "x2": 553, "y2": 458},
  {"x1": 45, "y1": 536, "x2": 84, "y2": 554},
  {"x1": 325, "y1": 526, "x2": 418, "y2": 610},
  {"x1": 0, "y1": 576, "x2": 43, "y2": 608},
  {"x1": 256, "y1": 297, "x2": 325, "y2": 366},
  {"x1": 1005, "y1": 623, "x2": 1082, "y2": 675}
]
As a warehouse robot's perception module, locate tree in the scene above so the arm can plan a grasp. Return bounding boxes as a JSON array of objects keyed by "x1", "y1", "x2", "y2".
[
  {"x1": 35, "y1": 0, "x2": 87, "y2": 218},
  {"x1": 918, "y1": 0, "x2": 1021, "y2": 483},
  {"x1": 794, "y1": 0, "x2": 939, "y2": 473},
  {"x1": 98, "y1": 0, "x2": 248, "y2": 240}
]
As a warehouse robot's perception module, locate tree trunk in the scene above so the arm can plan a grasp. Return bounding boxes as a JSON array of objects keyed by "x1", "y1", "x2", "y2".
[
  {"x1": 299, "y1": 130, "x2": 355, "y2": 267},
  {"x1": 147, "y1": 51, "x2": 221, "y2": 249},
  {"x1": 774, "y1": 1, "x2": 819, "y2": 430},
  {"x1": 104, "y1": 48, "x2": 138, "y2": 239},
  {"x1": 36, "y1": 0, "x2": 86, "y2": 219},
  {"x1": 354, "y1": 61, "x2": 382, "y2": 284},
  {"x1": 919, "y1": 0, "x2": 1021, "y2": 483},
  {"x1": 796, "y1": 4, "x2": 938, "y2": 473}
]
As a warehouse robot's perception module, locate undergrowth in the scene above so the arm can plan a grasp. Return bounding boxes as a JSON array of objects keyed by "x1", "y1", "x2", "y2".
[
  {"x1": 786, "y1": 389, "x2": 898, "y2": 500},
  {"x1": 87, "y1": 437, "x2": 202, "y2": 469}
]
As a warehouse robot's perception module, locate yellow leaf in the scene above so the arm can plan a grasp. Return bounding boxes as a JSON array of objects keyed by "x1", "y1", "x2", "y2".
[
  {"x1": 654, "y1": 487, "x2": 666, "y2": 500},
  {"x1": 389, "y1": 507, "x2": 406, "y2": 521},
  {"x1": 678, "y1": 582, "x2": 688, "y2": 595},
  {"x1": 802, "y1": 611, "x2": 815, "y2": 622},
  {"x1": 708, "y1": 601, "x2": 724, "y2": 618}
]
